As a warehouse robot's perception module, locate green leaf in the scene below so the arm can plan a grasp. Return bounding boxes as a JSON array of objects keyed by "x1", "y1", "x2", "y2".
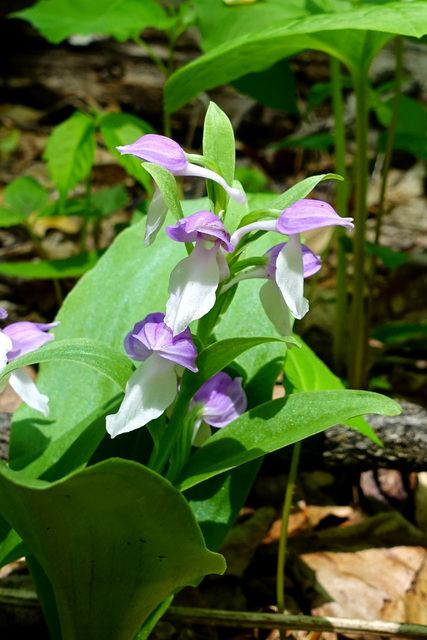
[
  {"x1": 8, "y1": 220, "x2": 183, "y2": 463},
  {"x1": 232, "y1": 59, "x2": 299, "y2": 114},
  {"x1": 91, "y1": 185, "x2": 128, "y2": 217},
  {"x1": 44, "y1": 111, "x2": 96, "y2": 200},
  {"x1": 166, "y1": 1, "x2": 427, "y2": 112},
  {"x1": 186, "y1": 460, "x2": 261, "y2": 552},
  {"x1": 0, "y1": 206, "x2": 27, "y2": 227},
  {"x1": 371, "y1": 322, "x2": 427, "y2": 346},
  {"x1": 0, "y1": 251, "x2": 103, "y2": 279},
  {"x1": 1, "y1": 339, "x2": 134, "y2": 391},
  {"x1": 177, "y1": 390, "x2": 401, "y2": 490},
  {"x1": 0, "y1": 459, "x2": 225, "y2": 639},
  {"x1": 0, "y1": 251, "x2": 103, "y2": 280},
  {"x1": 284, "y1": 337, "x2": 381, "y2": 444},
  {"x1": 99, "y1": 112, "x2": 154, "y2": 191},
  {"x1": 5, "y1": 176, "x2": 48, "y2": 216},
  {"x1": 203, "y1": 102, "x2": 236, "y2": 189},
  {"x1": 10, "y1": 0, "x2": 173, "y2": 44},
  {"x1": 274, "y1": 132, "x2": 335, "y2": 152},
  {"x1": 142, "y1": 163, "x2": 184, "y2": 220},
  {"x1": 267, "y1": 173, "x2": 342, "y2": 211}
]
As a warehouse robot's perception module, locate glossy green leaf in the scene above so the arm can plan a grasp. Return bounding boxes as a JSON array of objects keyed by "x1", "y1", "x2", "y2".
[
  {"x1": 8, "y1": 219, "x2": 183, "y2": 463},
  {"x1": 0, "y1": 459, "x2": 225, "y2": 640},
  {"x1": 267, "y1": 172, "x2": 342, "y2": 211},
  {"x1": 204, "y1": 102, "x2": 236, "y2": 187},
  {"x1": 10, "y1": 0, "x2": 172, "y2": 44},
  {"x1": 166, "y1": 1, "x2": 427, "y2": 112},
  {"x1": 5, "y1": 176, "x2": 48, "y2": 216},
  {"x1": 100, "y1": 112, "x2": 154, "y2": 191},
  {"x1": 177, "y1": 390, "x2": 401, "y2": 490},
  {"x1": 44, "y1": 111, "x2": 96, "y2": 200},
  {"x1": 284, "y1": 337, "x2": 381, "y2": 444},
  {"x1": 0, "y1": 251, "x2": 103, "y2": 279},
  {"x1": 1, "y1": 339, "x2": 133, "y2": 391}
]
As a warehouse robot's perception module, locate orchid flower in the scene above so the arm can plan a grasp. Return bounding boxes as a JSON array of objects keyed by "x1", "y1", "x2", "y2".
[
  {"x1": 190, "y1": 371, "x2": 247, "y2": 446},
  {"x1": 164, "y1": 211, "x2": 235, "y2": 336},
  {"x1": 230, "y1": 199, "x2": 354, "y2": 327},
  {"x1": 117, "y1": 133, "x2": 246, "y2": 207},
  {"x1": 106, "y1": 313, "x2": 198, "y2": 438},
  {"x1": 0, "y1": 309, "x2": 59, "y2": 416}
]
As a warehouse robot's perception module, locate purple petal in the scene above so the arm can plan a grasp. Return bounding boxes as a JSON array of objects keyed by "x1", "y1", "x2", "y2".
[
  {"x1": 3, "y1": 321, "x2": 59, "y2": 361},
  {"x1": 277, "y1": 199, "x2": 354, "y2": 235},
  {"x1": 165, "y1": 211, "x2": 234, "y2": 253},
  {"x1": 116, "y1": 134, "x2": 188, "y2": 172},
  {"x1": 0, "y1": 308, "x2": 8, "y2": 320},
  {"x1": 266, "y1": 242, "x2": 321, "y2": 279},
  {"x1": 192, "y1": 371, "x2": 247, "y2": 428},
  {"x1": 124, "y1": 312, "x2": 198, "y2": 372}
]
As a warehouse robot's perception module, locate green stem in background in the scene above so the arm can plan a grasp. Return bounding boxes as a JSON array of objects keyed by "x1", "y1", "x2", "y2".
[
  {"x1": 366, "y1": 37, "x2": 403, "y2": 333},
  {"x1": 348, "y1": 67, "x2": 370, "y2": 389},
  {"x1": 132, "y1": 34, "x2": 172, "y2": 136},
  {"x1": 330, "y1": 56, "x2": 350, "y2": 378},
  {"x1": 276, "y1": 440, "x2": 301, "y2": 628},
  {"x1": 80, "y1": 174, "x2": 92, "y2": 253}
]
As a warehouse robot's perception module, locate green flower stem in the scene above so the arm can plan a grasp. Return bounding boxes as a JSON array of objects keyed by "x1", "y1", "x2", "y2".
[
  {"x1": 276, "y1": 440, "x2": 301, "y2": 624},
  {"x1": 348, "y1": 69, "x2": 370, "y2": 389},
  {"x1": 330, "y1": 56, "x2": 350, "y2": 378}
]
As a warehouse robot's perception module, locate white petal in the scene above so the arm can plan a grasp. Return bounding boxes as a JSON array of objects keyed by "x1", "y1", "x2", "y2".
[
  {"x1": 275, "y1": 235, "x2": 309, "y2": 319},
  {"x1": 176, "y1": 163, "x2": 247, "y2": 206},
  {"x1": 144, "y1": 187, "x2": 169, "y2": 247},
  {"x1": 106, "y1": 355, "x2": 177, "y2": 438},
  {"x1": 9, "y1": 369, "x2": 50, "y2": 417},
  {"x1": 165, "y1": 241, "x2": 219, "y2": 336},
  {"x1": 260, "y1": 280, "x2": 293, "y2": 337},
  {"x1": 0, "y1": 331, "x2": 12, "y2": 371}
]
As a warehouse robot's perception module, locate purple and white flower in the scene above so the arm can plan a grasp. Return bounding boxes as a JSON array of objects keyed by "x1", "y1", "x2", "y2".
[
  {"x1": 117, "y1": 133, "x2": 246, "y2": 205},
  {"x1": 0, "y1": 309, "x2": 59, "y2": 416},
  {"x1": 229, "y1": 199, "x2": 353, "y2": 329},
  {"x1": 164, "y1": 211, "x2": 234, "y2": 336},
  {"x1": 190, "y1": 371, "x2": 247, "y2": 445},
  {"x1": 106, "y1": 313, "x2": 198, "y2": 438}
]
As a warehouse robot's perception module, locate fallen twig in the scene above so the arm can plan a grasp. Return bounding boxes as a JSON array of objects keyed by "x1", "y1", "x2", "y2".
[{"x1": 165, "y1": 606, "x2": 427, "y2": 639}]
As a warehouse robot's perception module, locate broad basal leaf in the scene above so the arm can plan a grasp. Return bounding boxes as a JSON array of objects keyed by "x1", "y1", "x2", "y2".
[{"x1": 0, "y1": 459, "x2": 225, "y2": 640}]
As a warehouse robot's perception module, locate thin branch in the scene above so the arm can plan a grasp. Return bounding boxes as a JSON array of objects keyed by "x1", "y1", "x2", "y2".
[{"x1": 165, "y1": 607, "x2": 427, "y2": 639}]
